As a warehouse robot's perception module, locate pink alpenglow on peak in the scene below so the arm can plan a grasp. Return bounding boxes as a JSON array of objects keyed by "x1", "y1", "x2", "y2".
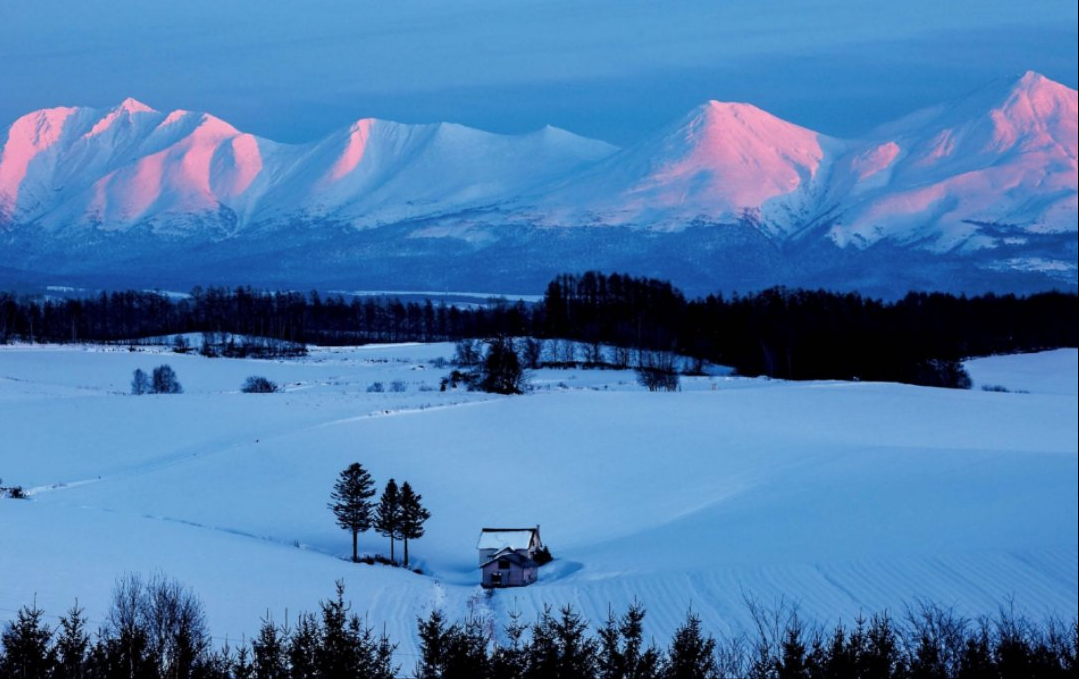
[
  {"x1": 161, "y1": 110, "x2": 191, "y2": 128},
  {"x1": 645, "y1": 101, "x2": 825, "y2": 207},
  {"x1": 1, "y1": 74, "x2": 1074, "y2": 266},
  {"x1": 850, "y1": 142, "x2": 901, "y2": 181},
  {"x1": 985, "y1": 71, "x2": 1078, "y2": 155},
  {"x1": 212, "y1": 134, "x2": 264, "y2": 199},
  {"x1": 0, "y1": 107, "x2": 78, "y2": 214},
  {"x1": 90, "y1": 150, "x2": 168, "y2": 221},
  {"x1": 327, "y1": 119, "x2": 376, "y2": 182},
  {"x1": 86, "y1": 113, "x2": 263, "y2": 222},
  {"x1": 553, "y1": 99, "x2": 836, "y2": 231},
  {"x1": 829, "y1": 72, "x2": 1078, "y2": 251},
  {"x1": 84, "y1": 98, "x2": 157, "y2": 139}
]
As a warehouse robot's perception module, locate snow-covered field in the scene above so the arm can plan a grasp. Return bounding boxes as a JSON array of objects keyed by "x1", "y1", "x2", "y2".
[{"x1": 1, "y1": 342, "x2": 1075, "y2": 664}]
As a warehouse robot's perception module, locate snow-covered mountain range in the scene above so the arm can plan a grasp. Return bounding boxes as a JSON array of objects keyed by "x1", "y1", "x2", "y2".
[{"x1": 1, "y1": 72, "x2": 1075, "y2": 296}]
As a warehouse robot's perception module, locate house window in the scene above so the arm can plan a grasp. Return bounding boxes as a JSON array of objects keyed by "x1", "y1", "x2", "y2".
[{"x1": 498, "y1": 559, "x2": 510, "y2": 570}]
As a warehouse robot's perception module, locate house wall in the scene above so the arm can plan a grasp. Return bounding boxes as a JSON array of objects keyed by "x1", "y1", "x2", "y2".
[{"x1": 481, "y1": 561, "x2": 537, "y2": 588}]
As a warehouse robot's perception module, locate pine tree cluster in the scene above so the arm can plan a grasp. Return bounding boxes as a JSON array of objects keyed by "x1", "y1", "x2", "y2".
[
  {"x1": 329, "y1": 463, "x2": 430, "y2": 567},
  {"x1": 5, "y1": 586, "x2": 1076, "y2": 679}
]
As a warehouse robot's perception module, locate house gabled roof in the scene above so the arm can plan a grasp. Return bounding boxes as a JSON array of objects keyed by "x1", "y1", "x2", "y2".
[
  {"x1": 479, "y1": 547, "x2": 539, "y2": 570},
  {"x1": 477, "y1": 527, "x2": 540, "y2": 551}
]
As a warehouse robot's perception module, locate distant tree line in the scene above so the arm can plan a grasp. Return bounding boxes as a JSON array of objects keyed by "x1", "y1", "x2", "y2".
[
  {"x1": 2, "y1": 576, "x2": 1076, "y2": 679},
  {"x1": 541, "y1": 273, "x2": 1077, "y2": 387},
  {"x1": 0, "y1": 287, "x2": 529, "y2": 346},
  {"x1": 2, "y1": 273, "x2": 1076, "y2": 387}
]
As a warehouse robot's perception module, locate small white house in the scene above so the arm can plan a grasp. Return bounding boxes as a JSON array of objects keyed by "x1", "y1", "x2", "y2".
[{"x1": 477, "y1": 526, "x2": 544, "y2": 588}]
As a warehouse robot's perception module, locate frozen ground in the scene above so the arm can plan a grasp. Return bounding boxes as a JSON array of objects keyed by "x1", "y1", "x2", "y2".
[{"x1": 1, "y1": 343, "x2": 1075, "y2": 665}]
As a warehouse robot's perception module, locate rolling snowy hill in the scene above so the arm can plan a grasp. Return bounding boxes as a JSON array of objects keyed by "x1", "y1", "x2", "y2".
[
  {"x1": 0, "y1": 342, "x2": 1075, "y2": 665},
  {"x1": 1, "y1": 73, "x2": 1075, "y2": 295}
]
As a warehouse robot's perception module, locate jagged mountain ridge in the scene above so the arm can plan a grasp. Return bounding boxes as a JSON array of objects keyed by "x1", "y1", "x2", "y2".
[{"x1": 1, "y1": 72, "x2": 1075, "y2": 295}]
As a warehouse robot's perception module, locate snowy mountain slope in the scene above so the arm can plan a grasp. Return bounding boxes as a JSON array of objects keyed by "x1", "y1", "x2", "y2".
[
  {"x1": 1, "y1": 73, "x2": 1075, "y2": 294},
  {"x1": 1, "y1": 343, "x2": 1076, "y2": 663},
  {"x1": 825, "y1": 72, "x2": 1078, "y2": 252},
  {"x1": 0, "y1": 101, "x2": 616, "y2": 233},
  {"x1": 531, "y1": 101, "x2": 844, "y2": 236},
  {"x1": 251, "y1": 119, "x2": 617, "y2": 226},
  {"x1": 0, "y1": 100, "x2": 280, "y2": 231}
]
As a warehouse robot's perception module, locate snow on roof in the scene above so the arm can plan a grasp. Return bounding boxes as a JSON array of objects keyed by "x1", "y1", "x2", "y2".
[
  {"x1": 479, "y1": 547, "x2": 539, "y2": 569},
  {"x1": 477, "y1": 528, "x2": 537, "y2": 551}
]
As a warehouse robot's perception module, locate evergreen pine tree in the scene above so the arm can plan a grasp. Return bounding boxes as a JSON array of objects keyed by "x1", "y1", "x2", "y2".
[
  {"x1": 349, "y1": 615, "x2": 398, "y2": 679},
  {"x1": 416, "y1": 610, "x2": 449, "y2": 679},
  {"x1": 863, "y1": 614, "x2": 901, "y2": 679},
  {"x1": 0, "y1": 603, "x2": 55, "y2": 679},
  {"x1": 374, "y1": 479, "x2": 402, "y2": 563},
  {"x1": 54, "y1": 603, "x2": 90, "y2": 679},
  {"x1": 251, "y1": 616, "x2": 289, "y2": 679},
  {"x1": 316, "y1": 581, "x2": 360, "y2": 677},
  {"x1": 397, "y1": 481, "x2": 431, "y2": 568},
  {"x1": 554, "y1": 606, "x2": 599, "y2": 679},
  {"x1": 525, "y1": 607, "x2": 561, "y2": 679},
  {"x1": 232, "y1": 646, "x2": 254, "y2": 679},
  {"x1": 287, "y1": 613, "x2": 320, "y2": 679},
  {"x1": 621, "y1": 602, "x2": 661, "y2": 679},
  {"x1": 777, "y1": 623, "x2": 810, "y2": 679},
  {"x1": 328, "y1": 462, "x2": 377, "y2": 562},
  {"x1": 664, "y1": 613, "x2": 719, "y2": 679},
  {"x1": 598, "y1": 609, "x2": 625, "y2": 679},
  {"x1": 490, "y1": 611, "x2": 529, "y2": 679},
  {"x1": 434, "y1": 618, "x2": 491, "y2": 679}
]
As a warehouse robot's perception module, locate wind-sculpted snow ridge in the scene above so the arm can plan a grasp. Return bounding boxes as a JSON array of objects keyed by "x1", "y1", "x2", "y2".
[{"x1": 0, "y1": 73, "x2": 1075, "y2": 294}]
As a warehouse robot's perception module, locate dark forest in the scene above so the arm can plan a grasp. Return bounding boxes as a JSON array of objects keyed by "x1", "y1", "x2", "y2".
[{"x1": 2, "y1": 273, "x2": 1075, "y2": 388}]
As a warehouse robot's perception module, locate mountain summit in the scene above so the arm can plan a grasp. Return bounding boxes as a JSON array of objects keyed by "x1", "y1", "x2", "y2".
[{"x1": 1, "y1": 73, "x2": 1075, "y2": 296}]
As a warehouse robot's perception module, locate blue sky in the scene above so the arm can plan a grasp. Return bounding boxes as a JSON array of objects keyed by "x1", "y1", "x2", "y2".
[{"x1": 2, "y1": 0, "x2": 1076, "y2": 146}]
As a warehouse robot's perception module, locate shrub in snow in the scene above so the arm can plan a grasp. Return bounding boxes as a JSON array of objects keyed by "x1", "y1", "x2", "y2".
[
  {"x1": 0, "y1": 478, "x2": 27, "y2": 499},
  {"x1": 440, "y1": 370, "x2": 478, "y2": 391},
  {"x1": 367, "y1": 382, "x2": 385, "y2": 393},
  {"x1": 241, "y1": 376, "x2": 279, "y2": 393},
  {"x1": 172, "y1": 335, "x2": 191, "y2": 353},
  {"x1": 151, "y1": 364, "x2": 183, "y2": 394},
  {"x1": 534, "y1": 545, "x2": 554, "y2": 565},
  {"x1": 390, "y1": 380, "x2": 407, "y2": 393},
  {"x1": 131, "y1": 368, "x2": 151, "y2": 395},
  {"x1": 909, "y1": 359, "x2": 972, "y2": 390},
  {"x1": 635, "y1": 351, "x2": 680, "y2": 392},
  {"x1": 452, "y1": 339, "x2": 483, "y2": 367},
  {"x1": 479, "y1": 337, "x2": 526, "y2": 394}
]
